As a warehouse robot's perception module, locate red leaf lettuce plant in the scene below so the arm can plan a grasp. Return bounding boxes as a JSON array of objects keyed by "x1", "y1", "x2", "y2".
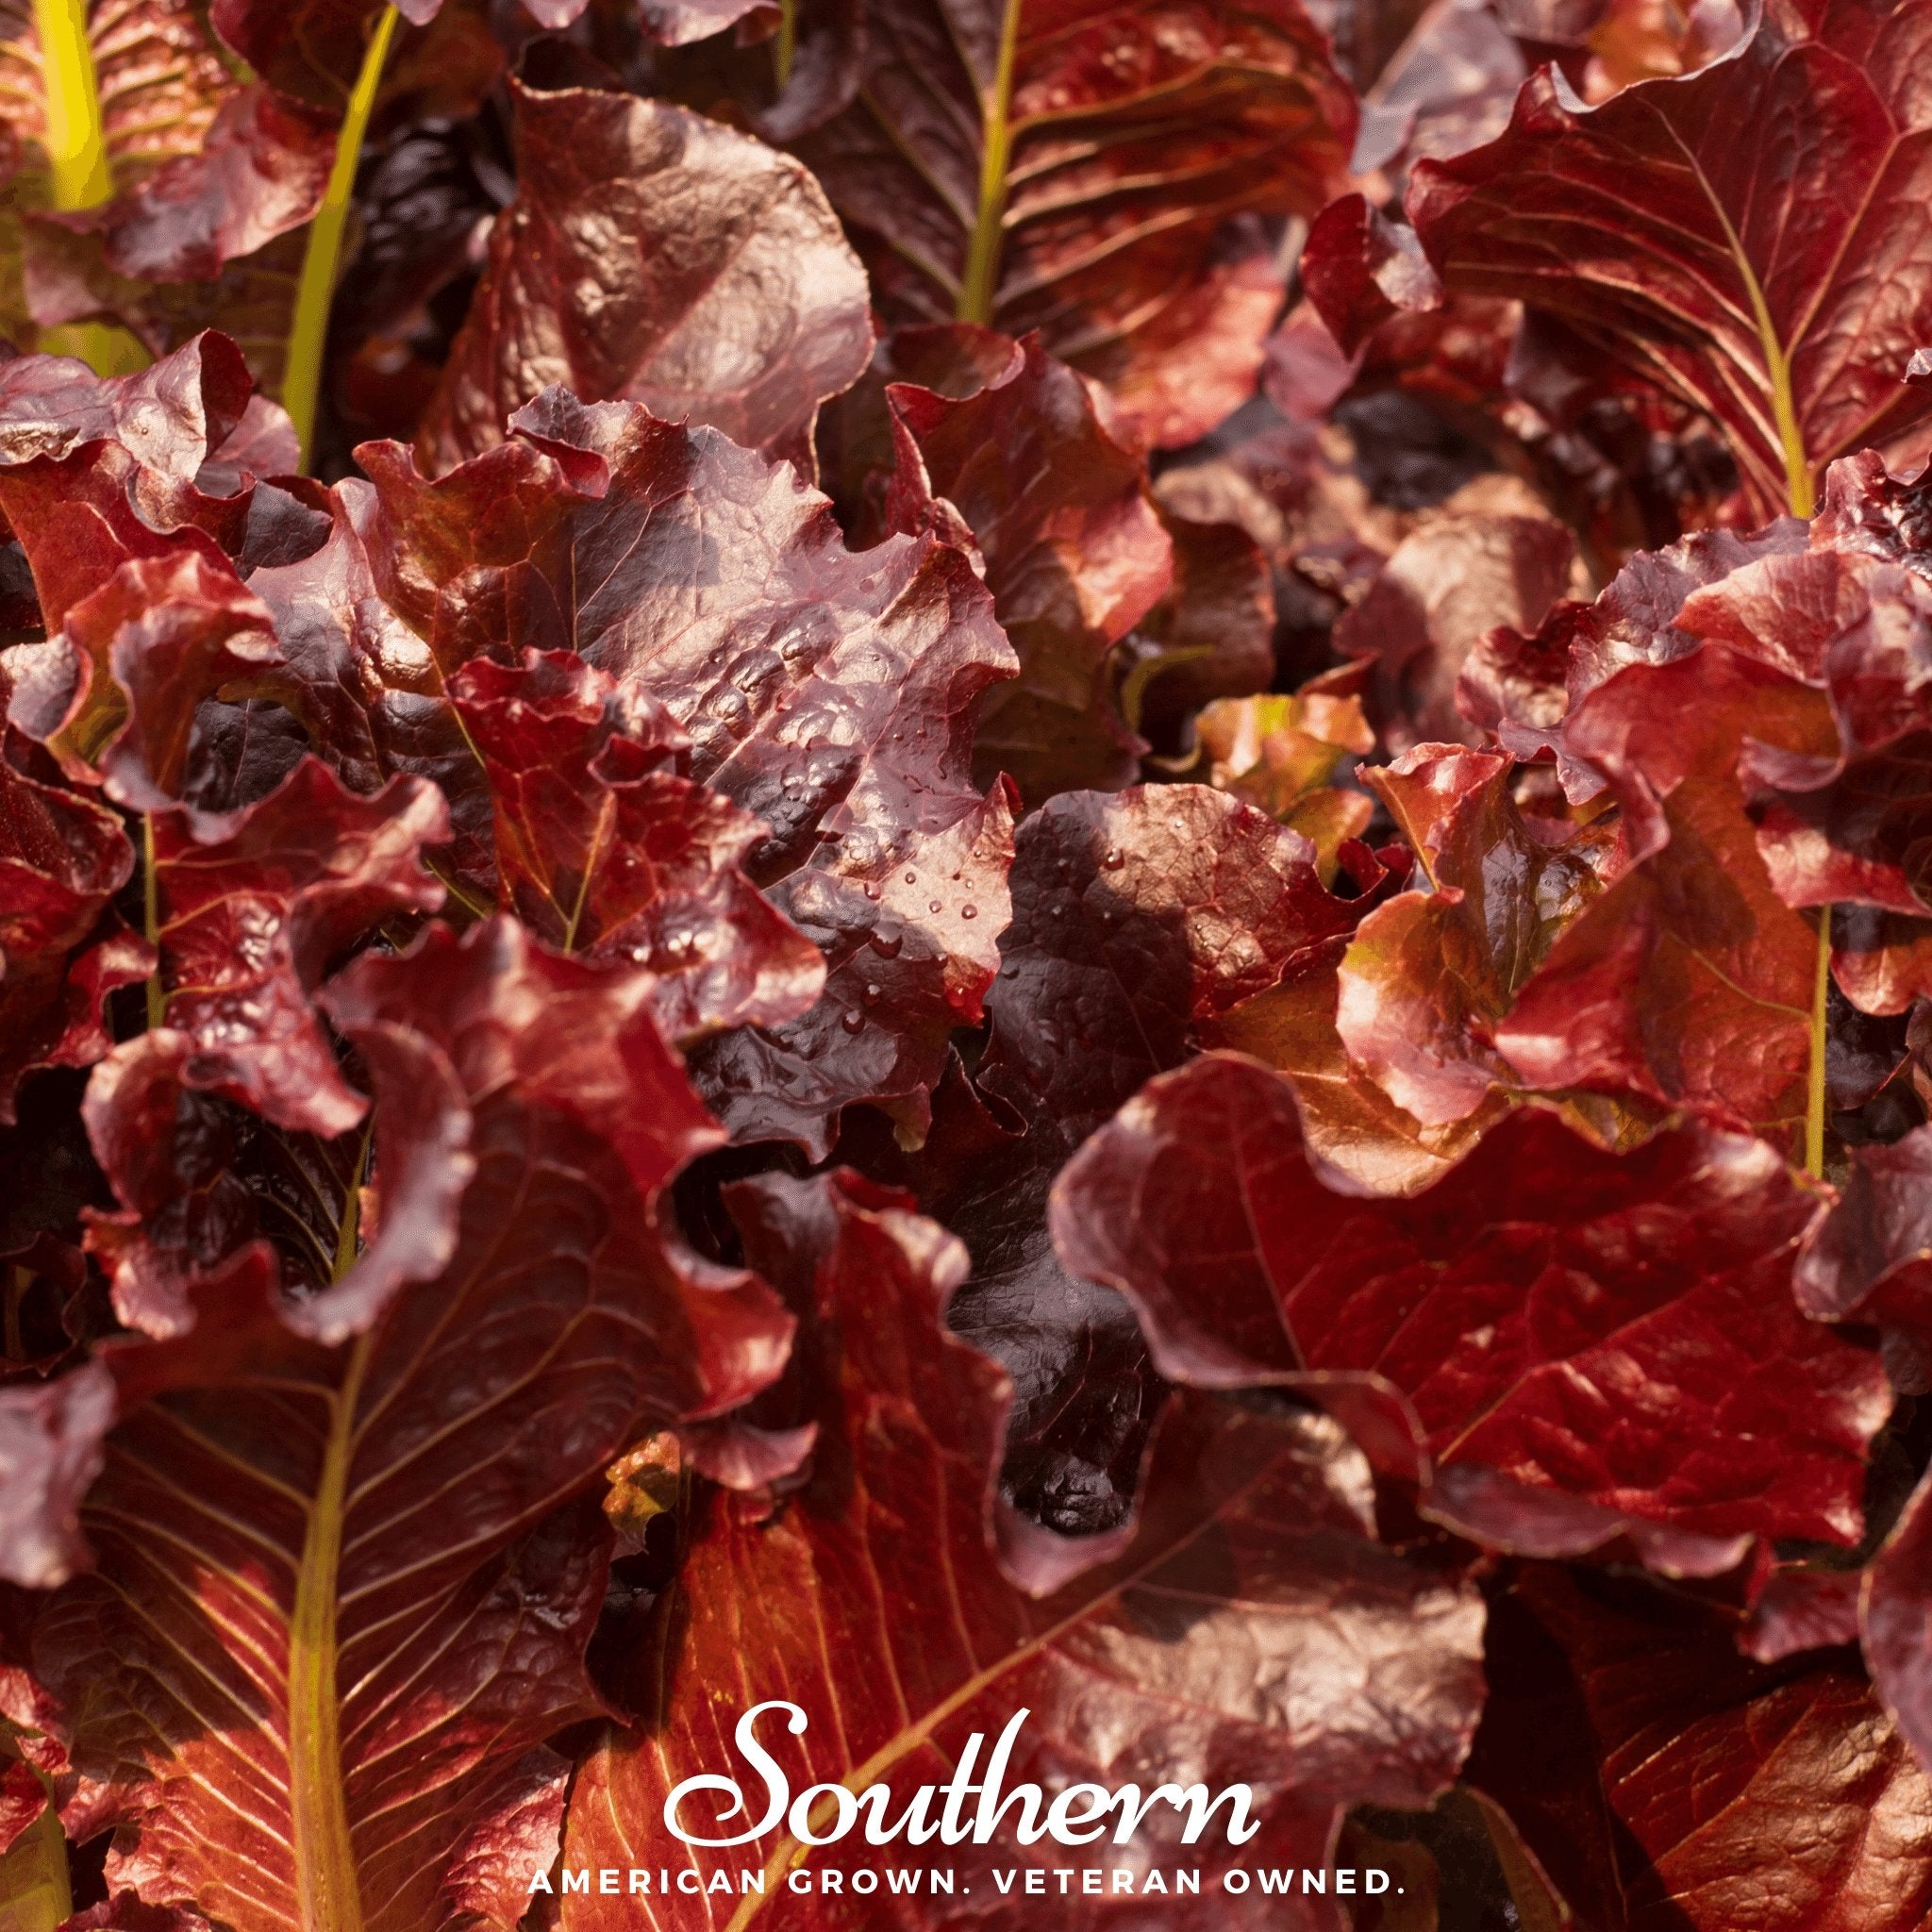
[{"x1": 7, "y1": 0, "x2": 1932, "y2": 1927}]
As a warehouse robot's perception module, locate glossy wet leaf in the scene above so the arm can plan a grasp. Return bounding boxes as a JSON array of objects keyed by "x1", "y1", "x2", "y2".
[{"x1": 792, "y1": 0, "x2": 1357, "y2": 446}]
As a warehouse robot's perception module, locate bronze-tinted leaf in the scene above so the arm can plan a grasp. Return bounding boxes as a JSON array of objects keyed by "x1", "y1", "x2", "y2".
[
  {"x1": 358, "y1": 390, "x2": 1017, "y2": 1151},
  {"x1": 1470, "y1": 1567, "x2": 1932, "y2": 1931},
  {"x1": 0, "y1": 748, "x2": 141, "y2": 1122},
  {"x1": 792, "y1": 0, "x2": 1357, "y2": 447},
  {"x1": 148, "y1": 756, "x2": 449, "y2": 1134},
  {"x1": 557, "y1": 1169, "x2": 1488, "y2": 1927},
  {"x1": 5, "y1": 919, "x2": 791, "y2": 1929},
  {"x1": 1405, "y1": 0, "x2": 1932, "y2": 519},
  {"x1": 885, "y1": 333, "x2": 1174, "y2": 802},
  {"x1": 1336, "y1": 744, "x2": 1618, "y2": 1125},
  {"x1": 1052, "y1": 1051, "x2": 1888, "y2": 1567},
  {"x1": 1194, "y1": 681, "x2": 1376, "y2": 875},
  {"x1": 420, "y1": 83, "x2": 873, "y2": 474},
  {"x1": 449, "y1": 648, "x2": 824, "y2": 1041}
]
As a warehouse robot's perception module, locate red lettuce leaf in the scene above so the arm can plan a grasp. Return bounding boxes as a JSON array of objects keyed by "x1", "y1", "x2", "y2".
[
  {"x1": 1457, "y1": 513, "x2": 1807, "y2": 786},
  {"x1": 1051, "y1": 1051, "x2": 1888, "y2": 1568},
  {"x1": 355, "y1": 391, "x2": 1012, "y2": 875},
  {"x1": 981, "y1": 784, "x2": 1367, "y2": 1143},
  {"x1": 441, "y1": 1746, "x2": 574, "y2": 1930},
  {"x1": 919, "y1": 783, "x2": 1381, "y2": 1536},
  {"x1": 1489, "y1": 567, "x2": 1840, "y2": 1148},
  {"x1": 1725, "y1": 566, "x2": 1932, "y2": 991},
  {"x1": 1468, "y1": 1566, "x2": 1932, "y2": 1930},
  {"x1": 356, "y1": 389, "x2": 1017, "y2": 1151},
  {"x1": 1202, "y1": 941, "x2": 1503, "y2": 1198},
  {"x1": 448, "y1": 648, "x2": 824, "y2": 1041},
  {"x1": 19, "y1": 0, "x2": 503, "y2": 386},
  {"x1": 208, "y1": 0, "x2": 501, "y2": 125},
  {"x1": 419, "y1": 83, "x2": 873, "y2": 475},
  {"x1": 1191, "y1": 683, "x2": 1377, "y2": 875},
  {"x1": 1335, "y1": 743, "x2": 1620, "y2": 1126},
  {"x1": 1794, "y1": 1122, "x2": 1932, "y2": 1371},
  {"x1": 885, "y1": 333, "x2": 1174, "y2": 802},
  {"x1": 1331, "y1": 501, "x2": 1575, "y2": 750},
  {"x1": 688, "y1": 775, "x2": 1015, "y2": 1154},
  {"x1": 0, "y1": 1357, "x2": 117, "y2": 1593},
  {"x1": 0, "y1": 441, "x2": 234, "y2": 644},
  {"x1": 147, "y1": 756, "x2": 449, "y2": 1134},
  {"x1": 31, "y1": 550, "x2": 288, "y2": 814},
  {"x1": 1404, "y1": 0, "x2": 1932, "y2": 520},
  {"x1": 1740, "y1": 1565, "x2": 1861, "y2": 1664},
  {"x1": 0, "y1": 747, "x2": 143, "y2": 1123},
  {"x1": 75, "y1": 1021, "x2": 464, "y2": 1341},
  {"x1": 1300, "y1": 194, "x2": 1447, "y2": 362},
  {"x1": 56, "y1": 87, "x2": 336, "y2": 286},
  {"x1": 821, "y1": 784, "x2": 1374, "y2": 1550},
  {"x1": 829, "y1": 1058, "x2": 1167, "y2": 1541},
  {"x1": 0, "y1": 917, "x2": 791, "y2": 1928},
  {"x1": 557, "y1": 1168, "x2": 1487, "y2": 1926},
  {"x1": 1865, "y1": 1458, "x2": 1932, "y2": 1787},
  {"x1": 1351, "y1": 0, "x2": 1525, "y2": 182},
  {"x1": 0, "y1": 1755, "x2": 46, "y2": 1857},
  {"x1": 0, "y1": 333, "x2": 256, "y2": 484},
  {"x1": 791, "y1": 0, "x2": 1356, "y2": 448},
  {"x1": 1474, "y1": 450, "x2": 1932, "y2": 1135},
  {"x1": 1165, "y1": 812, "x2": 1510, "y2": 1200},
  {"x1": 1120, "y1": 508, "x2": 1276, "y2": 750},
  {"x1": 0, "y1": 336, "x2": 299, "y2": 648}
]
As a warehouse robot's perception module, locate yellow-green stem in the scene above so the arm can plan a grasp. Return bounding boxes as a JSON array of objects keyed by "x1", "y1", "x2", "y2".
[
  {"x1": 956, "y1": 0, "x2": 1022, "y2": 325},
  {"x1": 32, "y1": 0, "x2": 108, "y2": 207},
  {"x1": 1783, "y1": 393, "x2": 1826, "y2": 1174},
  {"x1": 284, "y1": 6, "x2": 399, "y2": 471},
  {"x1": 1679, "y1": 137, "x2": 1814, "y2": 518},
  {"x1": 289, "y1": 1337, "x2": 369, "y2": 1932},
  {"x1": 142, "y1": 812, "x2": 165, "y2": 1032},
  {"x1": 0, "y1": 1772, "x2": 72, "y2": 1932},
  {"x1": 1806, "y1": 904, "x2": 1832, "y2": 1179},
  {"x1": 773, "y1": 0, "x2": 796, "y2": 88},
  {"x1": 32, "y1": 0, "x2": 142, "y2": 372},
  {"x1": 288, "y1": 1157, "x2": 373, "y2": 1932}
]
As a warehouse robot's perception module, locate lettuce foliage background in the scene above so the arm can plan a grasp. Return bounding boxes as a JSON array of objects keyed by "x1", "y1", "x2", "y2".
[{"x1": 8, "y1": 0, "x2": 1932, "y2": 1925}]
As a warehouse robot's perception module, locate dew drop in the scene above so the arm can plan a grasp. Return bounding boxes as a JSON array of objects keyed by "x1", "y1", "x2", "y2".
[
  {"x1": 840, "y1": 1008, "x2": 864, "y2": 1034},
  {"x1": 927, "y1": 899, "x2": 942, "y2": 914},
  {"x1": 863, "y1": 983, "x2": 882, "y2": 1004},
  {"x1": 862, "y1": 881, "x2": 882, "y2": 900},
  {"x1": 961, "y1": 904, "x2": 978, "y2": 920},
  {"x1": 904, "y1": 870, "x2": 918, "y2": 884},
  {"x1": 870, "y1": 925, "x2": 903, "y2": 958},
  {"x1": 1102, "y1": 848, "x2": 1124, "y2": 870}
]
